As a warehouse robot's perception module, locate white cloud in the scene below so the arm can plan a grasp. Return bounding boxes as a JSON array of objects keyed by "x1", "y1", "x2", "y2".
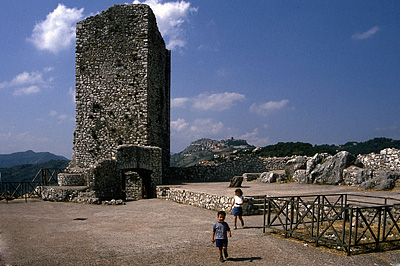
[
  {"x1": 216, "y1": 68, "x2": 228, "y2": 77},
  {"x1": 197, "y1": 41, "x2": 221, "y2": 52},
  {"x1": 68, "y1": 86, "x2": 76, "y2": 103},
  {"x1": 250, "y1": 99, "x2": 289, "y2": 115},
  {"x1": 49, "y1": 110, "x2": 73, "y2": 124},
  {"x1": 239, "y1": 128, "x2": 270, "y2": 147},
  {"x1": 133, "y1": 0, "x2": 197, "y2": 50},
  {"x1": 13, "y1": 86, "x2": 40, "y2": 96},
  {"x1": 190, "y1": 118, "x2": 224, "y2": 136},
  {"x1": 43, "y1": 67, "x2": 54, "y2": 72},
  {"x1": 171, "y1": 97, "x2": 190, "y2": 108},
  {"x1": 0, "y1": 68, "x2": 54, "y2": 96},
  {"x1": 172, "y1": 92, "x2": 245, "y2": 111},
  {"x1": 9, "y1": 72, "x2": 43, "y2": 86},
  {"x1": 0, "y1": 71, "x2": 44, "y2": 89},
  {"x1": 352, "y1": 26, "x2": 380, "y2": 40},
  {"x1": 193, "y1": 92, "x2": 245, "y2": 111},
  {"x1": 171, "y1": 117, "x2": 225, "y2": 140},
  {"x1": 28, "y1": 4, "x2": 84, "y2": 53},
  {"x1": 58, "y1": 114, "x2": 69, "y2": 121},
  {"x1": 171, "y1": 118, "x2": 188, "y2": 131}
]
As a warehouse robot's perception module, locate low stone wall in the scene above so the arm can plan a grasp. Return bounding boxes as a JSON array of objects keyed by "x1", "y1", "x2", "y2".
[
  {"x1": 156, "y1": 186, "x2": 261, "y2": 215},
  {"x1": 40, "y1": 186, "x2": 122, "y2": 204},
  {"x1": 40, "y1": 186, "x2": 91, "y2": 202}
]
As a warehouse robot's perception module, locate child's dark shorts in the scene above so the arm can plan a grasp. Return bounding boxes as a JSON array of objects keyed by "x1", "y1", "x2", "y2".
[
  {"x1": 215, "y1": 239, "x2": 228, "y2": 248},
  {"x1": 232, "y1": 206, "x2": 242, "y2": 216}
]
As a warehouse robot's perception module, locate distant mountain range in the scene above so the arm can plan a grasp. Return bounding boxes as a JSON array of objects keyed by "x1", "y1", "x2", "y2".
[{"x1": 0, "y1": 150, "x2": 69, "y2": 168}]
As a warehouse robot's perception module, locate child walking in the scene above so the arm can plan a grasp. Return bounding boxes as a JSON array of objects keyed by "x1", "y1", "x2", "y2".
[
  {"x1": 211, "y1": 211, "x2": 231, "y2": 262},
  {"x1": 229, "y1": 188, "x2": 245, "y2": 229}
]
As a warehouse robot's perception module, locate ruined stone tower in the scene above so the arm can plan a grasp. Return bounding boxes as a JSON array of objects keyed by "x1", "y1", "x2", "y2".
[
  {"x1": 52, "y1": 4, "x2": 171, "y2": 201},
  {"x1": 72, "y1": 4, "x2": 170, "y2": 171}
]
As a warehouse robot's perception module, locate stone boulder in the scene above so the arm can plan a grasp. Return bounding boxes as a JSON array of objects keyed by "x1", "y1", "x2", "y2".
[
  {"x1": 293, "y1": 169, "x2": 307, "y2": 183},
  {"x1": 243, "y1": 173, "x2": 261, "y2": 182},
  {"x1": 258, "y1": 172, "x2": 275, "y2": 183},
  {"x1": 353, "y1": 156, "x2": 365, "y2": 168},
  {"x1": 359, "y1": 171, "x2": 400, "y2": 190},
  {"x1": 343, "y1": 166, "x2": 374, "y2": 186},
  {"x1": 229, "y1": 176, "x2": 243, "y2": 187},
  {"x1": 309, "y1": 151, "x2": 356, "y2": 185},
  {"x1": 306, "y1": 153, "x2": 330, "y2": 176},
  {"x1": 284, "y1": 156, "x2": 308, "y2": 179},
  {"x1": 258, "y1": 170, "x2": 286, "y2": 183}
]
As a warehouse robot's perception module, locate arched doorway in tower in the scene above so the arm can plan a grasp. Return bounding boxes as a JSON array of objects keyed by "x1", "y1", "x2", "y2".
[{"x1": 122, "y1": 169, "x2": 154, "y2": 200}]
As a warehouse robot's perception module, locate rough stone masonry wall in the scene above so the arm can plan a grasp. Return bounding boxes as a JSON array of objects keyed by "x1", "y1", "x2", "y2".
[
  {"x1": 156, "y1": 187, "x2": 259, "y2": 215},
  {"x1": 157, "y1": 187, "x2": 232, "y2": 213},
  {"x1": 125, "y1": 172, "x2": 143, "y2": 201},
  {"x1": 358, "y1": 148, "x2": 400, "y2": 171},
  {"x1": 73, "y1": 4, "x2": 170, "y2": 169},
  {"x1": 146, "y1": 14, "x2": 171, "y2": 175},
  {"x1": 89, "y1": 159, "x2": 123, "y2": 201},
  {"x1": 166, "y1": 156, "x2": 293, "y2": 181}
]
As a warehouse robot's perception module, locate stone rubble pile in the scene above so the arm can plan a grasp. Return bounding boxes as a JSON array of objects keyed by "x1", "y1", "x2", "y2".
[{"x1": 282, "y1": 148, "x2": 400, "y2": 190}]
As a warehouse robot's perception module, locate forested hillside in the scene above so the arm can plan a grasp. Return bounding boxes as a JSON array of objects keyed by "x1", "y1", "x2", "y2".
[
  {"x1": 0, "y1": 160, "x2": 69, "y2": 182},
  {"x1": 253, "y1": 138, "x2": 400, "y2": 157}
]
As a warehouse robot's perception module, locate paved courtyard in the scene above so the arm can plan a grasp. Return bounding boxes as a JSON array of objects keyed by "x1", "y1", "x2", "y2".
[{"x1": 1, "y1": 182, "x2": 400, "y2": 265}]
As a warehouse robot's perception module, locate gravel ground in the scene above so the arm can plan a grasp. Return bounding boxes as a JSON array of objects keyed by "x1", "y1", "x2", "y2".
[{"x1": 1, "y1": 182, "x2": 400, "y2": 266}]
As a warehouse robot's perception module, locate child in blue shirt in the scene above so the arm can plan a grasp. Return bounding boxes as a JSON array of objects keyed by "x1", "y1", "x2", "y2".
[{"x1": 211, "y1": 211, "x2": 231, "y2": 262}]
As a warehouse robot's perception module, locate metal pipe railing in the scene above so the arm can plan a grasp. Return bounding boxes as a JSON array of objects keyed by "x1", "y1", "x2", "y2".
[{"x1": 0, "y1": 168, "x2": 63, "y2": 203}]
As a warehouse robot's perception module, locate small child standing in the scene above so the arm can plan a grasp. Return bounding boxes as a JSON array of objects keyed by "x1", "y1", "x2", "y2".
[
  {"x1": 211, "y1": 211, "x2": 231, "y2": 262},
  {"x1": 229, "y1": 188, "x2": 245, "y2": 230}
]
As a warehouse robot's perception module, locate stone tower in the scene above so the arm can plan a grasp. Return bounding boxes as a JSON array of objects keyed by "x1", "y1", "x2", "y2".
[{"x1": 72, "y1": 4, "x2": 170, "y2": 172}]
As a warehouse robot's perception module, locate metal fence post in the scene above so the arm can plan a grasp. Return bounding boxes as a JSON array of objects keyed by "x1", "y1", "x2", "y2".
[
  {"x1": 263, "y1": 197, "x2": 266, "y2": 233},
  {"x1": 347, "y1": 207, "x2": 353, "y2": 256},
  {"x1": 316, "y1": 195, "x2": 321, "y2": 247},
  {"x1": 376, "y1": 207, "x2": 382, "y2": 251}
]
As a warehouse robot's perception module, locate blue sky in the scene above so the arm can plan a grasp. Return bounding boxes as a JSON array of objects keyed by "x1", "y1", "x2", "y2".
[{"x1": 1, "y1": 1, "x2": 399, "y2": 159}]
